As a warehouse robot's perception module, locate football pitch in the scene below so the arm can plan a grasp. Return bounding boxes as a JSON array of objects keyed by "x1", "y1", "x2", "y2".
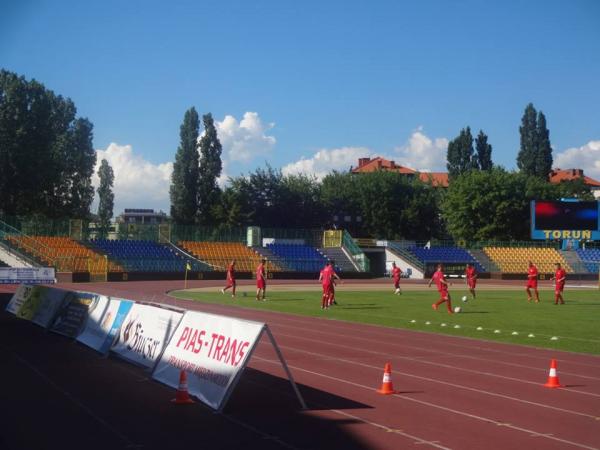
[{"x1": 171, "y1": 285, "x2": 600, "y2": 355}]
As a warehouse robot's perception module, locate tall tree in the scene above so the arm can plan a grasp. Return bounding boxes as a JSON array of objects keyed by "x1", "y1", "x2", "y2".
[
  {"x1": 535, "y1": 111, "x2": 553, "y2": 178},
  {"x1": 517, "y1": 103, "x2": 538, "y2": 176},
  {"x1": 446, "y1": 126, "x2": 474, "y2": 178},
  {"x1": 96, "y1": 159, "x2": 114, "y2": 238},
  {"x1": 517, "y1": 103, "x2": 552, "y2": 178},
  {"x1": 197, "y1": 113, "x2": 223, "y2": 225},
  {"x1": 170, "y1": 107, "x2": 200, "y2": 224},
  {"x1": 0, "y1": 69, "x2": 96, "y2": 218},
  {"x1": 475, "y1": 130, "x2": 493, "y2": 170}
]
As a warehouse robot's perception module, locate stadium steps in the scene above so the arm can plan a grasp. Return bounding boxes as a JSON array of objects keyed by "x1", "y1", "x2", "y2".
[
  {"x1": 317, "y1": 247, "x2": 358, "y2": 273},
  {"x1": 387, "y1": 242, "x2": 425, "y2": 271},
  {"x1": 467, "y1": 249, "x2": 498, "y2": 273}
]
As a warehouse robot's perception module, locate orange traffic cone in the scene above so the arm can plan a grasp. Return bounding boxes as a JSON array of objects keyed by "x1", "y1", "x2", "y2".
[
  {"x1": 543, "y1": 359, "x2": 563, "y2": 388},
  {"x1": 377, "y1": 362, "x2": 397, "y2": 395},
  {"x1": 172, "y1": 370, "x2": 195, "y2": 404}
]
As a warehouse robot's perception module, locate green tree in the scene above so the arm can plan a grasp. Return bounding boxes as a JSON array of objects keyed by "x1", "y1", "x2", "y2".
[
  {"x1": 475, "y1": 130, "x2": 493, "y2": 170},
  {"x1": 517, "y1": 103, "x2": 553, "y2": 179},
  {"x1": 96, "y1": 159, "x2": 114, "y2": 238},
  {"x1": 170, "y1": 107, "x2": 200, "y2": 224},
  {"x1": 441, "y1": 167, "x2": 592, "y2": 241},
  {"x1": 446, "y1": 127, "x2": 474, "y2": 178},
  {"x1": 535, "y1": 111, "x2": 553, "y2": 178},
  {"x1": 0, "y1": 70, "x2": 96, "y2": 218},
  {"x1": 517, "y1": 103, "x2": 538, "y2": 176},
  {"x1": 197, "y1": 113, "x2": 222, "y2": 225}
]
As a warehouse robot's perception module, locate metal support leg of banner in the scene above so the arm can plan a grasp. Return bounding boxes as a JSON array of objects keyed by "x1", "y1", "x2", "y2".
[{"x1": 264, "y1": 325, "x2": 307, "y2": 411}]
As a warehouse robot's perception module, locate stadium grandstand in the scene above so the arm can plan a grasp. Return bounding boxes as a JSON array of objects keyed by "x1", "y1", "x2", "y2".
[{"x1": 1, "y1": 211, "x2": 599, "y2": 282}]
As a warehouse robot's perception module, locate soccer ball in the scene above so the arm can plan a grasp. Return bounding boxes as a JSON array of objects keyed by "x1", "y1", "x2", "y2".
[
  {"x1": 454, "y1": 306, "x2": 462, "y2": 313},
  {"x1": 461, "y1": 296, "x2": 468, "y2": 302}
]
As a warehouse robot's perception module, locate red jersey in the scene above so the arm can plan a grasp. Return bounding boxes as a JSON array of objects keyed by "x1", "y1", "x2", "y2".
[
  {"x1": 465, "y1": 266, "x2": 476, "y2": 280},
  {"x1": 554, "y1": 268, "x2": 566, "y2": 286},
  {"x1": 392, "y1": 266, "x2": 402, "y2": 281},
  {"x1": 256, "y1": 263, "x2": 265, "y2": 280},
  {"x1": 527, "y1": 265, "x2": 538, "y2": 280},
  {"x1": 432, "y1": 270, "x2": 447, "y2": 292},
  {"x1": 321, "y1": 265, "x2": 334, "y2": 285},
  {"x1": 226, "y1": 264, "x2": 235, "y2": 281}
]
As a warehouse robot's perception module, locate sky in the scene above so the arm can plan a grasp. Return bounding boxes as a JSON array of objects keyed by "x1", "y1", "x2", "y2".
[{"x1": 2, "y1": 0, "x2": 600, "y2": 214}]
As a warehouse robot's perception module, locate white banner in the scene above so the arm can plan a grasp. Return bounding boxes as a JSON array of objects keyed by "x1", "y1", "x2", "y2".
[
  {"x1": 111, "y1": 303, "x2": 183, "y2": 369},
  {"x1": 0, "y1": 267, "x2": 55, "y2": 284},
  {"x1": 76, "y1": 296, "x2": 133, "y2": 355},
  {"x1": 152, "y1": 311, "x2": 264, "y2": 411}
]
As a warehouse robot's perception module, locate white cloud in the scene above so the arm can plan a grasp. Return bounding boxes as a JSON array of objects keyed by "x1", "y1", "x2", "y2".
[
  {"x1": 92, "y1": 143, "x2": 173, "y2": 216},
  {"x1": 280, "y1": 128, "x2": 449, "y2": 179},
  {"x1": 393, "y1": 127, "x2": 448, "y2": 172},
  {"x1": 282, "y1": 147, "x2": 371, "y2": 179},
  {"x1": 215, "y1": 112, "x2": 276, "y2": 162},
  {"x1": 554, "y1": 140, "x2": 600, "y2": 179}
]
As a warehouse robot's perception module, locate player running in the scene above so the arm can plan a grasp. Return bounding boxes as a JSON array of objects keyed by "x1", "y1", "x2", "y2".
[
  {"x1": 221, "y1": 260, "x2": 236, "y2": 298},
  {"x1": 256, "y1": 259, "x2": 267, "y2": 301},
  {"x1": 391, "y1": 262, "x2": 402, "y2": 295},
  {"x1": 465, "y1": 263, "x2": 477, "y2": 299},
  {"x1": 526, "y1": 261, "x2": 540, "y2": 303},
  {"x1": 428, "y1": 264, "x2": 453, "y2": 314},
  {"x1": 551, "y1": 262, "x2": 566, "y2": 305}
]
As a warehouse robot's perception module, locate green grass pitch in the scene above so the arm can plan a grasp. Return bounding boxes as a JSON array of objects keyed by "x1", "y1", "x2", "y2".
[{"x1": 171, "y1": 287, "x2": 600, "y2": 355}]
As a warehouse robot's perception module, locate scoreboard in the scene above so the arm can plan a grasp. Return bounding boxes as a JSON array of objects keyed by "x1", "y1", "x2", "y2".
[{"x1": 531, "y1": 200, "x2": 600, "y2": 240}]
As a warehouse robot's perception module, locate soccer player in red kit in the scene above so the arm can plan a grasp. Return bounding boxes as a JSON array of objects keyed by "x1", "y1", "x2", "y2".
[
  {"x1": 221, "y1": 259, "x2": 236, "y2": 298},
  {"x1": 391, "y1": 262, "x2": 402, "y2": 295},
  {"x1": 551, "y1": 262, "x2": 566, "y2": 305},
  {"x1": 256, "y1": 259, "x2": 267, "y2": 301},
  {"x1": 526, "y1": 261, "x2": 540, "y2": 303},
  {"x1": 465, "y1": 263, "x2": 477, "y2": 299},
  {"x1": 428, "y1": 264, "x2": 453, "y2": 313},
  {"x1": 319, "y1": 261, "x2": 340, "y2": 308}
]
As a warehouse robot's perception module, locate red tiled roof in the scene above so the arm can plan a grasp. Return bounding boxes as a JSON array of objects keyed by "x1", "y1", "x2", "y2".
[
  {"x1": 352, "y1": 157, "x2": 416, "y2": 174},
  {"x1": 549, "y1": 168, "x2": 600, "y2": 187},
  {"x1": 418, "y1": 172, "x2": 449, "y2": 187}
]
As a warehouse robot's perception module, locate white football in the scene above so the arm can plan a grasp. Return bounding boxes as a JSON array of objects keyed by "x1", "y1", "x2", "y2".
[
  {"x1": 454, "y1": 306, "x2": 462, "y2": 313},
  {"x1": 461, "y1": 295, "x2": 468, "y2": 302}
]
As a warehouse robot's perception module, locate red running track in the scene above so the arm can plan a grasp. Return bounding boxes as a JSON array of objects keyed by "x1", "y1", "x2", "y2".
[{"x1": 4, "y1": 279, "x2": 600, "y2": 449}]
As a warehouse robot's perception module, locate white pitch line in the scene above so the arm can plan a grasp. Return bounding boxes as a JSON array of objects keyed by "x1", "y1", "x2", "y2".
[{"x1": 253, "y1": 356, "x2": 600, "y2": 450}]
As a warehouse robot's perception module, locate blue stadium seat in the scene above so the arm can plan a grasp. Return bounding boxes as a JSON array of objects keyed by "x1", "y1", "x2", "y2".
[
  {"x1": 576, "y1": 249, "x2": 600, "y2": 273},
  {"x1": 407, "y1": 246, "x2": 485, "y2": 272},
  {"x1": 266, "y1": 243, "x2": 329, "y2": 273},
  {"x1": 90, "y1": 239, "x2": 195, "y2": 272}
]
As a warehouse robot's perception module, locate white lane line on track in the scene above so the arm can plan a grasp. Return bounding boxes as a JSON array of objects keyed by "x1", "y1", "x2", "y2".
[
  {"x1": 260, "y1": 343, "x2": 600, "y2": 420},
  {"x1": 257, "y1": 311, "x2": 600, "y2": 369},
  {"x1": 253, "y1": 356, "x2": 600, "y2": 450},
  {"x1": 270, "y1": 330, "x2": 600, "y2": 400},
  {"x1": 267, "y1": 320, "x2": 600, "y2": 382}
]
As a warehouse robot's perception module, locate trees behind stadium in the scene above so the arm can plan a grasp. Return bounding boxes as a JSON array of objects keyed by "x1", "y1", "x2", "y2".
[{"x1": 0, "y1": 70, "x2": 96, "y2": 219}]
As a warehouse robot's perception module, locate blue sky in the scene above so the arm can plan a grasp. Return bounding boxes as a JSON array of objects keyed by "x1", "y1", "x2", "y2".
[{"x1": 2, "y1": 0, "x2": 600, "y2": 213}]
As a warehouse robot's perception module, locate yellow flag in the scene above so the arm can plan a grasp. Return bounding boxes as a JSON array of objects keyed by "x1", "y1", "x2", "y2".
[{"x1": 186, "y1": 262, "x2": 191, "y2": 271}]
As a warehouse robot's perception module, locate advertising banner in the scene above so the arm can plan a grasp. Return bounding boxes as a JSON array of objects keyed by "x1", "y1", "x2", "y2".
[
  {"x1": 111, "y1": 303, "x2": 183, "y2": 369},
  {"x1": 14, "y1": 285, "x2": 50, "y2": 321},
  {"x1": 29, "y1": 287, "x2": 69, "y2": 328},
  {"x1": 50, "y1": 291, "x2": 101, "y2": 338},
  {"x1": 76, "y1": 296, "x2": 133, "y2": 354},
  {"x1": 0, "y1": 267, "x2": 55, "y2": 284},
  {"x1": 152, "y1": 311, "x2": 264, "y2": 411},
  {"x1": 5, "y1": 284, "x2": 35, "y2": 314}
]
